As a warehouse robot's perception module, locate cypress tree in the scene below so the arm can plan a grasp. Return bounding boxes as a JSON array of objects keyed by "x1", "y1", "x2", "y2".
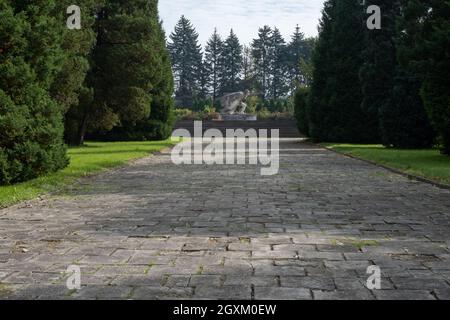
[
  {"x1": 51, "y1": 0, "x2": 102, "y2": 146},
  {"x1": 307, "y1": 0, "x2": 336, "y2": 141},
  {"x1": 406, "y1": 0, "x2": 450, "y2": 154},
  {"x1": 372, "y1": 0, "x2": 434, "y2": 148},
  {"x1": 137, "y1": 6, "x2": 175, "y2": 141},
  {"x1": 0, "y1": 0, "x2": 68, "y2": 184},
  {"x1": 359, "y1": 0, "x2": 400, "y2": 145},
  {"x1": 93, "y1": 0, "x2": 174, "y2": 141},
  {"x1": 328, "y1": 0, "x2": 371, "y2": 142},
  {"x1": 308, "y1": 0, "x2": 373, "y2": 142}
]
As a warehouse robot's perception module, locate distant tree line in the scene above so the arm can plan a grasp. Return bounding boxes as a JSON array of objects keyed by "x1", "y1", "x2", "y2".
[
  {"x1": 0, "y1": 0, "x2": 174, "y2": 185},
  {"x1": 167, "y1": 15, "x2": 316, "y2": 110},
  {"x1": 296, "y1": 0, "x2": 450, "y2": 155}
]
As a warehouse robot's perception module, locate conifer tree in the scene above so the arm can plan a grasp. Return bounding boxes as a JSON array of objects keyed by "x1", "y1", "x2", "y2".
[
  {"x1": 204, "y1": 29, "x2": 224, "y2": 106},
  {"x1": 328, "y1": 0, "x2": 371, "y2": 142},
  {"x1": 52, "y1": 0, "x2": 103, "y2": 145},
  {"x1": 359, "y1": 0, "x2": 399, "y2": 145},
  {"x1": 363, "y1": 0, "x2": 435, "y2": 148},
  {"x1": 307, "y1": 0, "x2": 336, "y2": 141},
  {"x1": 287, "y1": 25, "x2": 307, "y2": 91},
  {"x1": 241, "y1": 45, "x2": 258, "y2": 91},
  {"x1": 308, "y1": 0, "x2": 373, "y2": 142},
  {"x1": 93, "y1": 0, "x2": 174, "y2": 140},
  {"x1": 252, "y1": 26, "x2": 272, "y2": 98},
  {"x1": 139, "y1": 7, "x2": 175, "y2": 141},
  {"x1": 0, "y1": 0, "x2": 68, "y2": 184},
  {"x1": 220, "y1": 29, "x2": 243, "y2": 94},
  {"x1": 168, "y1": 15, "x2": 203, "y2": 108},
  {"x1": 268, "y1": 27, "x2": 288, "y2": 99},
  {"x1": 401, "y1": 0, "x2": 450, "y2": 154}
]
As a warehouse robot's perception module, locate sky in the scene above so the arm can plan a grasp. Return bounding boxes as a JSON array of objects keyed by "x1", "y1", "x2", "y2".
[{"x1": 159, "y1": 0, "x2": 325, "y2": 46}]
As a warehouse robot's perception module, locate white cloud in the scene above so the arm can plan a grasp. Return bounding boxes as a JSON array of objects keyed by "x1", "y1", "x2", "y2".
[{"x1": 159, "y1": 0, "x2": 324, "y2": 46}]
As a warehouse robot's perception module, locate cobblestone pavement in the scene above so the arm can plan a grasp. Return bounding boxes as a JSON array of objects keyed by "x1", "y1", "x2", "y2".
[{"x1": 0, "y1": 138, "x2": 449, "y2": 300}]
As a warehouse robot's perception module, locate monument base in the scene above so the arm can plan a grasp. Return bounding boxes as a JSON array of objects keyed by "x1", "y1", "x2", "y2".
[{"x1": 220, "y1": 114, "x2": 258, "y2": 121}]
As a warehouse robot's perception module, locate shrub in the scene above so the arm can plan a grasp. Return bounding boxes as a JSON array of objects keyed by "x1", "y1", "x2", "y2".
[
  {"x1": 174, "y1": 108, "x2": 194, "y2": 121},
  {"x1": 0, "y1": 2, "x2": 68, "y2": 185},
  {"x1": 257, "y1": 107, "x2": 272, "y2": 119}
]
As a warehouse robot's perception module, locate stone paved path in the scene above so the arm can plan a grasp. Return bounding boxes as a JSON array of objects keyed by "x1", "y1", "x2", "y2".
[{"x1": 0, "y1": 138, "x2": 449, "y2": 300}]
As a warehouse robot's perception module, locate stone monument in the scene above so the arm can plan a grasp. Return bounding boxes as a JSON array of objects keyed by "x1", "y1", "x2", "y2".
[{"x1": 219, "y1": 90, "x2": 257, "y2": 121}]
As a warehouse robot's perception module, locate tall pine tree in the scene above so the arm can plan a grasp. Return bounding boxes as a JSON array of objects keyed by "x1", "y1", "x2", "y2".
[
  {"x1": 220, "y1": 29, "x2": 243, "y2": 94},
  {"x1": 241, "y1": 45, "x2": 258, "y2": 91},
  {"x1": 287, "y1": 25, "x2": 307, "y2": 92},
  {"x1": 268, "y1": 27, "x2": 288, "y2": 100},
  {"x1": 252, "y1": 26, "x2": 272, "y2": 98},
  {"x1": 204, "y1": 28, "x2": 224, "y2": 106},
  {"x1": 168, "y1": 15, "x2": 203, "y2": 108}
]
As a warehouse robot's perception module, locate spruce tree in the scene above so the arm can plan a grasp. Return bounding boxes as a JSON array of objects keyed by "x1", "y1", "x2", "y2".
[
  {"x1": 241, "y1": 45, "x2": 258, "y2": 92},
  {"x1": 0, "y1": 0, "x2": 68, "y2": 184},
  {"x1": 204, "y1": 29, "x2": 224, "y2": 106},
  {"x1": 220, "y1": 29, "x2": 243, "y2": 94},
  {"x1": 197, "y1": 56, "x2": 210, "y2": 100},
  {"x1": 168, "y1": 15, "x2": 203, "y2": 108},
  {"x1": 287, "y1": 25, "x2": 307, "y2": 91},
  {"x1": 268, "y1": 27, "x2": 288, "y2": 100},
  {"x1": 242, "y1": 45, "x2": 255, "y2": 81},
  {"x1": 252, "y1": 26, "x2": 272, "y2": 98}
]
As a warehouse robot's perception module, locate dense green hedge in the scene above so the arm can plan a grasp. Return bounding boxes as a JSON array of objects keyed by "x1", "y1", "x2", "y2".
[{"x1": 301, "y1": 0, "x2": 448, "y2": 153}]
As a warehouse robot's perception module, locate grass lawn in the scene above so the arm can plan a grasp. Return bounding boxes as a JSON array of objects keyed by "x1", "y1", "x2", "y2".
[
  {"x1": 323, "y1": 144, "x2": 450, "y2": 186},
  {"x1": 0, "y1": 140, "x2": 178, "y2": 209}
]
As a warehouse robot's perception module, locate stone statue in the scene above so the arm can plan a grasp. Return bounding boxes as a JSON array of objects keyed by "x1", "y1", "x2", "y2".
[{"x1": 219, "y1": 90, "x2": 251, "y2": 115}]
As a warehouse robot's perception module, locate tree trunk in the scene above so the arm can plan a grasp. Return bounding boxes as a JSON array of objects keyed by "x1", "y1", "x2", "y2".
[{"x1": 76, "y1": 112, "x2": 89, "y2": 146}]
